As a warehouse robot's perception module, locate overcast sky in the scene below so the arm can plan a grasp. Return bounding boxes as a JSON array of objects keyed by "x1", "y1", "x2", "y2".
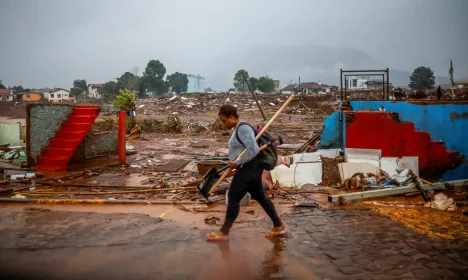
[{"x1": 1, "y1": 0, "x2": 467, "y2": 89}]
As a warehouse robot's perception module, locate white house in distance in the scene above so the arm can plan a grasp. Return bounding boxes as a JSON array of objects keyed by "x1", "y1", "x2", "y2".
[
  {"x1": 0, "y1": 88, "x2": 14, "y2": 101},
  {"x1": 346, "y1": 76, "x2": 368, "y2": 90},
  {"x1": 44, "y1": 89, "x2": 74, "y2": 103},
  {"x1": 281, "y1": 82, "x2": 335, "y2": 94},
  {"x1": 187, "y1": 75, "x2": 205, "y2": 93},
  {"x1": 280, "y1": 84, "x2": 298, "y2": 94},
  {"x1": 88, "y1": 83, "x2": 103, "y2": 98}
]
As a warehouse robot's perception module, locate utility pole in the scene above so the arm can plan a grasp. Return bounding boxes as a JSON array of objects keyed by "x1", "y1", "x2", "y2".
[
  {"x1": 449, "y1": 60, "x2": 455, "y2": 99},
  {"x1": 298, "y1": 76, "x2": 301, "y2": 94},
  {"x1": 242, "y1": 72, "x2": 267, "y2": 121}
]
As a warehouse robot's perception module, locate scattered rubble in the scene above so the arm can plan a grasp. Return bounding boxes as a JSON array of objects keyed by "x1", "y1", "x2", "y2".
[{"x1": 425, "y1": 193, "x2": 456, "y2": 211}]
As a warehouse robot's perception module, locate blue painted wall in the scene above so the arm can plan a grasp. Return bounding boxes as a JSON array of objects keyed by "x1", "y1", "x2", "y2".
[
  {"x1": 187, "y1": 75, "x2": 205, "y2": 93},
  {"x1": 316, "y1": 112, "x2": 342, "y2": 149},
  {"x1": 350, "y1": 101, "x2": 468, "y2": 180}
]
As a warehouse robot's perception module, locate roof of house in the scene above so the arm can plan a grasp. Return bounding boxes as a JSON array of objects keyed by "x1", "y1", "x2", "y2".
[
  {"x1": 0, "y1": 89, "x2": 12, "y2": 95},
  {"x1": 49, "y1": 88, "x2": 70, "y2": 93},
  {"x1": 299, "y1": 82, "x2": 333, "y2": 89},
  {"x1": 281, "y1": 84, "x2": 298, "y2": 91},
  {"x1": 88, "y1": 83, "x2": 104, "y2": 87}
]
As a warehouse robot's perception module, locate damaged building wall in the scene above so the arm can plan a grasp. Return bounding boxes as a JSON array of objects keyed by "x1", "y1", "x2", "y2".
[
  {"x1": 0, "y1": 123, "x2": 24, "y2": 146},
  {"x1": 349, "y1": 101, "x2": 468, "y2": 180},
  {"x1": 345, "y1": 111, "x2": 465, "y2": 180},
  {"x1": 71, "y1": 131, "x2": 118, "y2": 162},
  {"x1": 27, "y1": 104, "x2": 74, "y2": 165},
  {"x1": 315, "y1": 112, "x2": 343, "y2": 149}
]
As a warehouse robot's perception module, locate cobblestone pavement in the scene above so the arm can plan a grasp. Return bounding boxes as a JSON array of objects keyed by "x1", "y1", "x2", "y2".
[
  {"x1": 284, "y1": 208, "x2": 468, "y2": 279},
  {"x1": 0, "y1": 207, "x2": 466, "y2": 279}
]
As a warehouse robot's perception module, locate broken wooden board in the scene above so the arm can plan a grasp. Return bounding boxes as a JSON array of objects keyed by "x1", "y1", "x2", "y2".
[
  {"x1": 154, "y1": 159, "x2": 191, "y2": 172},
  {"x1": 182, "y1": 161, "x2": 197, "y2": 172},
  {"x1": 328, "y1": 180, "x2": 468, "y2": 203}
]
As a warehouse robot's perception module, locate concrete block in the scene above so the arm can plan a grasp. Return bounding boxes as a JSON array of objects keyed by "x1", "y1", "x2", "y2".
[
  {"x1": 398, "y1": 157, "x2": 419, "y2": 176},
  {"x1": 293, "y1": 152, "x2": 321, "y2": 163},
  {"x1": 380, "y1": 157, "x2": 399, "y2": 178},
  {"x1": 226, "y1": 191, "x2": 251, "y2": 206},
  {"x1": 345, "y1": 148, "x2": 381, "y2": 167},
  {"x1": 271, "y1": 161, "x2": 322, "y2": 188},
  {"x1": 317, "y1": 149, "x2": 341, "y2": 158},
  {"x1": 338, "y1": 162, "x2": 381, "y2": 182}
]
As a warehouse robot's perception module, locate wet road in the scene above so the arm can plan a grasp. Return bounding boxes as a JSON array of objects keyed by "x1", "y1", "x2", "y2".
[{"x1": 0, "y1": 206, "x2": 467, "y2": 279}]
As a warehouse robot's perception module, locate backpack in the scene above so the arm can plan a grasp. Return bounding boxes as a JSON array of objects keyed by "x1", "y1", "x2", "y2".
[{"x1": 235, "y1": 122, "x2": 279, "y2": 171}]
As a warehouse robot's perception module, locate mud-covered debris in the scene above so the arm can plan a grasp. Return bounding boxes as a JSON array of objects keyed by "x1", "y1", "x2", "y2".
[
  {"x1": 424, "y1": 193, "x2": 457, "y2": 211},
  {"x1": 210, "y1": 118, "x2": 226, "y2": 131},
  {"x1": 204, "y1": 215, "x2": 221, "y2": 225},
  {"x1": 320, "y1": 157, "x2": 343, "y2": 186},
  {"x1": 164, "y1": 115, "x2": 183, "y2": 133}
]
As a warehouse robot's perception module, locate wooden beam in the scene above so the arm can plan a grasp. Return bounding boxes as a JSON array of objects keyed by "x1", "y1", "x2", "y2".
[{"x1": 328, "y1": 180, "x2": 468, "y2": 203}]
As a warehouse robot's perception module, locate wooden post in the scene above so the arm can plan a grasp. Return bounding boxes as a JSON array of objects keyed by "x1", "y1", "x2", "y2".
[{"x1": 118, "y1": 111, "x2": 126, "y2": 165}]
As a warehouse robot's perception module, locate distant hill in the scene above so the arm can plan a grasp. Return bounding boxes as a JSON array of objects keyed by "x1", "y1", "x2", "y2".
[{"x1": 201, "y1": 45, "x2": 450, "y2": 90}]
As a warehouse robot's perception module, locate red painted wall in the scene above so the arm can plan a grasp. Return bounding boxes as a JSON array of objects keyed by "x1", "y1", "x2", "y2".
[{"x1": 346, "y1": 112, "x2": 455, "y2": 174}]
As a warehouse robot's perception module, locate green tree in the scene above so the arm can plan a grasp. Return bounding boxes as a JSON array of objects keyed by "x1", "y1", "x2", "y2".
[
  {"x1": 137, "y1": 79, "x2": 147, "y2": 98},
  {"x1": 0, "y1": 83, "x2": 5, "y2": 89},
  {"x1": 408, "y1": 66, "x2": 435, "y2": 90},
  {"x1": 143, "y1": 60, "x2": 167, "y2": 95},
  {"x1": 256, "y1": 76, "x2": 275, "y2": 93},
  {"x1": 166, "y1": 72, "x2": 188, "y2": 94},
  {"x1": 98, "y1": 81, "x2": 118, "y2": 100},
  {"x1": 117, "y1": 72, "x2": 141, "y2": 92},
  {"x1": 71, "y1": 79, "x2": 88, "y2": 97},
  {"x1": 112, "y1": 88, "x2": 136, "y2": 111},
  {"x1": 233, "y1": 69, "x2": 249, "y2": 92},
  {"x1": 12, "y1": 85, "x2": 24, "y2": 94},
  {"x1": 248, "y1": 77, "x2": 258, "y2": 91}
]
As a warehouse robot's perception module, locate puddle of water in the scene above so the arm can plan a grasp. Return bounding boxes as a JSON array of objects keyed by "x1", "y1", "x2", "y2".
[{"x1": 0, "y1": 202, "x2": 294, "y2": 230}]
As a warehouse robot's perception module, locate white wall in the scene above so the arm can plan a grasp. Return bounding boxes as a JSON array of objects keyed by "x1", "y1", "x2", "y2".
[
  {"x1": 0, "y1": 95, "x2": 13, "y2": 101},
  {"x1": 46, "y1": 90, "x2": 74, "y2": 102},
  {"x1": 347, "y1": 77, "x2": 367, "y2": 90}
]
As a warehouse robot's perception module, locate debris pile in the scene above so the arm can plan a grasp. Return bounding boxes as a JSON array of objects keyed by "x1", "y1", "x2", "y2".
[
  {"x1": 164, "y1": 115, "x2": 183, "y2": 133},
  {"x1": 0, "y1": 146, "x2": 27, "y2": 167},
  {"x1": 135, "y1": 93, "x2": 334, "y2": 116}
]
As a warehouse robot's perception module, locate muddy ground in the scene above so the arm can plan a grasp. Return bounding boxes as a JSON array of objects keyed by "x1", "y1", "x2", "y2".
[{"x1": 0, "y1": 204, "x2": 466, "y2": 279}]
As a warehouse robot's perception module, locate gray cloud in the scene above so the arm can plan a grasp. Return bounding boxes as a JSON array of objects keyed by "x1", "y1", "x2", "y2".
[{"x1": 0, "y1": 0, "x2": 467, "y2": 89}]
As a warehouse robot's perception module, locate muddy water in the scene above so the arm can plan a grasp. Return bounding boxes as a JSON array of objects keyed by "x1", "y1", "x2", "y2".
[
  {"x1": 0, "y1": 203, "x2": 293, "y2": 230},
  {"x1": 0, "y1": 204, "x2": 324, "y2": 279}
]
